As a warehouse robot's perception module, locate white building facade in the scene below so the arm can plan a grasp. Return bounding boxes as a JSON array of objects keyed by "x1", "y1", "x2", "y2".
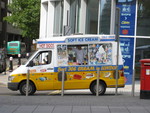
[
  {"x1": 39, "y1": 0, "x2": 150, "y2": 84},
  {"x1": 39, "y1": 0, "x2": 116, "y2": 38}
]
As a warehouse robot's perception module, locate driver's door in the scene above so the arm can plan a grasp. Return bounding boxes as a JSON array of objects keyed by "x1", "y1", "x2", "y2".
[{"x1": 28, "y1": 50, "x2": 54, "y2": 90}]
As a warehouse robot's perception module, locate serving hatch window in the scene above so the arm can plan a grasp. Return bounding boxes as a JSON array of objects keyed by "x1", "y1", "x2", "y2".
[
  {"x1": 88, "y1": 43, "x2": 112, "y2": 65},
  {"x1": 57, "y1": 43, "x2": 112, "y2": 66},
  {"x1": 57, "y1": 45, "x2": 68, "y2": 66}
]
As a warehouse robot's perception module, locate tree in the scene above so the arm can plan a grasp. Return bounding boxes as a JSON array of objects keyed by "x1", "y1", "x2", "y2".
[{"x1": 5, "y1": 0, "x2": 41, "y2": 39}]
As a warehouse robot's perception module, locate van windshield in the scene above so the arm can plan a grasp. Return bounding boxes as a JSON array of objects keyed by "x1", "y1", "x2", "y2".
[
  {"x1": 24, "y1": 51, "x2": 37, "y2": 65},
  {"x1": 26, "y1": 51, "x2": 52, "y2": 66}
]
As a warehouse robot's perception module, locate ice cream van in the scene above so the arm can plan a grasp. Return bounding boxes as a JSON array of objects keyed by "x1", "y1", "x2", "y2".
[{"x1": 8, "y1": 35, "x2": 125, "y2": 95}]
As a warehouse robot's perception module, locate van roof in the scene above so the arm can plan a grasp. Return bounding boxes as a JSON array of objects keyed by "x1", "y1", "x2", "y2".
[
  {"x1": 37, "y1": 35, "x2": 116, "y2": 43},
  {"x1": 36, "y1": 35, "x2": 116, "y2": 49}
]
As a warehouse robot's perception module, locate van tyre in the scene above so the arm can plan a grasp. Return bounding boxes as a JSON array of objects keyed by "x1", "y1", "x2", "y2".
[
  {"x1": 90, "y1": 81, "x2": 106, "y2": 95},
  {"x1": 19, "y1": 81, "x2": 36, "y2": 95}
]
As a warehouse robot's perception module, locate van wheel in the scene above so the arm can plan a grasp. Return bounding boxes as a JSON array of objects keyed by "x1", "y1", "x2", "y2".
[
  {"x1": 19, "y1": 81, "x2": 36, "y2": 95},
  {"x1": 90, "y1": 81, "x2": 106, "y2": 95}
]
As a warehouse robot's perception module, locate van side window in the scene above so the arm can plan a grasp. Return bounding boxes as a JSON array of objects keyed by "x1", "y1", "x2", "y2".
[
  {"x1": 57, "y1": 44, "x2": 88, "y2": 66},
  {"x1": 57, "y1": 45, "x2": 68, "y2": 66},
  {"x1": 31, "y1": 51, "x2": 52, "y2": 66},
  {"x1": 89, "y1": 43, "x2": 112, "y2": 65},
  {"x1": 57, "y1": 44, "x2": 112, "y2": 66},
  {"x1": 68, "y1": 45, "x2": 88, "y2": 65}
]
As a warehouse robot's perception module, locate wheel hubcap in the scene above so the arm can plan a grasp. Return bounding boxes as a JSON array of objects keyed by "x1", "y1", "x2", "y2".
[{"x1": 22, "y1": 84, "x2": 32, "y2": 94}]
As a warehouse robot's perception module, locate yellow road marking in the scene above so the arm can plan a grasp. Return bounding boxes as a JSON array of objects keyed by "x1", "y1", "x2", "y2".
[{"x1": 48, "y1": 90, "x2": 61, "y2": 95}]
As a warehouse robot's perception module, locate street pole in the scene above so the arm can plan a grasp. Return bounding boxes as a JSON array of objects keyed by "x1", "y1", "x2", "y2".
[
  {"x1": 9, "y1": 57, "x2": 13, "y2": 72},
  {"x1": 3, "y1": 41, "x2": 7, "y2": 75},
  {"x1": 18, "y1": 54, "x2": 21, "y2": 66},
  {"x1": 131, "y1": 69, "x2": 135, "y2": 96},
  {"x1": 115, "y1": 7, "x2": 120, "y2": 95},
  {"x1": 96, "y1": 68, "x2": 100, "y2": 96},
  {"x1": 61, "y1": 69, "x2": 65, "y2": 96},
  {"x1": 26, "y1": 68, "x2": 30, "y2": 96},
  {"x1": 26, "y1": 53, "x2": 29, "y2": 59}
]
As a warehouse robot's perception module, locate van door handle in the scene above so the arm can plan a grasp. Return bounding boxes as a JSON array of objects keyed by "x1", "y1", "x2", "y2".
[{"x1": 47, "y1": 68, "x2": 53, "y2": 70}]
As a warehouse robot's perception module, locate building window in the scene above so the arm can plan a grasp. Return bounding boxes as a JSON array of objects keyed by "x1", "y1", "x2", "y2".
[
  {"x1": 137, "y1": 0, "x2": 150, "y2": 36},
  {"x1": 53, "y1": 1, "x2": 63, "y2": 36},
  {"x1": 86, "y1": 0, "x2": 99, "y2": 34},
  {"x1": 135, "y1": 38, "x2": 150, "y2": 79},
  {"x1": 99, "y1": 0, "x2": 111, "y2": 34},
  {"x1": 69, "y1": 0, "x2": 80, "y2": 34},
  {"x1": 86, "y1": 0, "x2": 111, "y2": 34}
]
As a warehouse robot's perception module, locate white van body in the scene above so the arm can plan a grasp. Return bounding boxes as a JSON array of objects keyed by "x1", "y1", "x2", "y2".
[{"x1": 8, "y1": 35, "x2": 125, "y2": 95}]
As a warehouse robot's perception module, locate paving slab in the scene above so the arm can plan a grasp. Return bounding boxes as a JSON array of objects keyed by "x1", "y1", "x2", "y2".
[
  {"x1": 127, "y1": 106, "x2": 149, "y2": 113},
  {"x1": 13, "y1": 105, "x2": 37, "y2": 113},
  {"x1": 109, "y1": 106, "x2": 129, "y2": 113},
  {"x1": 144, "y1": 106, "x2": 150, "y2": 112},
  {"x1": 52, "y1": 106, "x2": 72, "y2": 113},
  {"x1": 72, "y1": 106, "x2": 91, "y2": 113},
  {"x1": 33, "y1": 106, "x2": 54, "y2": 113},
  {"x1": 0, "y1": 105, "x2": 19, "y2": 113},
  {"x1": 91, "y1": 106, "x2": 110, "y2": 113}
]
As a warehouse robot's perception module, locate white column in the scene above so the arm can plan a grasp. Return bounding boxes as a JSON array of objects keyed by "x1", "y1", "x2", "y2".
[
  {"x1": 63, "y1": 0, "x2": 70, "y2": 34},
  {"x1": 78, "y1": 0, "x2": 87, "y2": 34},
  {"x1": 47, "y1": 1, "x2": 55, "y2": 38},
  {"x1": 110, "y1": 0, "x2": 116, "y2": 34},
  {"x1": 39, "y1": 1, "x2": 48, "y2": 39}
]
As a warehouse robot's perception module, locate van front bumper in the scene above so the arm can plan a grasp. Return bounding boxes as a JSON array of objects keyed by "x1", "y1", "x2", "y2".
[{"x1": 8, "y1": 82, "x2": 19, "y2": 91}]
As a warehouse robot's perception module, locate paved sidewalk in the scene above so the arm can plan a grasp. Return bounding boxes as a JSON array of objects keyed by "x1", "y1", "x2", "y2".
[
  {"x1": 0, "y1": 72, "x2": 9, "y2": 85},
  {"x1": 0, "y1": 105, "x2": 150, "y2": 113},
  {"x1": 0, "y1": 65, "x2": 18, "y2": 85}
]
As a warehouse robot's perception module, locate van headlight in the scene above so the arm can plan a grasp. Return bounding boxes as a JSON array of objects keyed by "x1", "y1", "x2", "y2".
[{"x1": 8, "y1": 76, "x2": 15, "y2": 81}]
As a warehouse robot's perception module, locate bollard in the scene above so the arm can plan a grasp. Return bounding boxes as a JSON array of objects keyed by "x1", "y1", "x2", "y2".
[
  {"x1": 96, "y1": 68, "x2": 100, "y2": 96},
  {"x1": 9, "y1": 57, "x2": 13, "y2": 72},
  {"x1": 18, "y1": 54, "x2": 21, "y2": 67},
  {"x1": 26, "y1": 53, "x2": 29, "y2": 59},
  {"x1": 131, "y1": 69, "x2": 135, "y2": 96},
  {"x1": 61, "y1": 69, "x2": 65, "y2": 96},
  {"x1": 26, "y1": 69, "x2": 30, "y2": 96}
]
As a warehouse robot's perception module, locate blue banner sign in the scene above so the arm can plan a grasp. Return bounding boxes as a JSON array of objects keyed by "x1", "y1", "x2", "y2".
[
  {"x1": 120, "y1": 37, "x2": 134, "y2": 84},
  {"x1": 65, "y1": 37, "x2": 100, "y2": 43},
  {"x1": 117, "y1": 0, "x2": 136, "y2": 84},
  {"x1": 117, "y1": 0, "x2": 136, "y2": 35},
  {"x1": 55, "y1": 65, "x2": 123, "y2": 72},
  {"x1": 65, "y1": 35, "x2": 116, "y2": 43}
]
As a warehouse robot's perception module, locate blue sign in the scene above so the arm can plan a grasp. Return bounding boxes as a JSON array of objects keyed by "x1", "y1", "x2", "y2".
[
  {"x1": 120, "y1": 37, "x2": 134, "y2": 84},
  {"x1": 65, "y1": 37, "x2": 100, "y2": 43},
  {"x1": 118, "y1": 0, "x2": 133, "y2": 3},
  {"x1": 65, "y1": 35, "x2": 116, "y2": 43},
  {"x1": 55, "y1": 65, "x2": 123, "y2": 72},
  {"x1": 117, "y1": 0, "x2": 136, "y2": 84},
  {"x1": 117, "y1": 0, "x2": 136, "y2": 35}
]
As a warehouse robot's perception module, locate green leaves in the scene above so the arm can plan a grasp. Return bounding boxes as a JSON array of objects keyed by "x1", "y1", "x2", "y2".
[{"x1": 4, "y1": 0, "x2": 41, "y2": 39}]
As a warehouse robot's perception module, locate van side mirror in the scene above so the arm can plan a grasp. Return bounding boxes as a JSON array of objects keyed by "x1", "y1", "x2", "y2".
[{"x1": 27, "y1": 61, "x2": 34, "y2": 67}]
